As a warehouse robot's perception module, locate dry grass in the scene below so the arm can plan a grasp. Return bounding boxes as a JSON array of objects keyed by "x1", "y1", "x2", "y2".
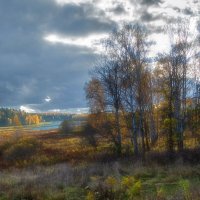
[
  {"x1": 0, "y1": 161, "x2": 200, "y2": 199},
  {"x1": 1, "y1": 127, "x2": 200, "y2": 199},
  {"x1": 0, "y1": 128, "x2": 116, "y2": 169}
]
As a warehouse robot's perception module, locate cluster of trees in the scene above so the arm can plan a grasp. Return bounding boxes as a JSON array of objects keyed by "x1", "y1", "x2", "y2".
[
  {"x1": 0, "y1": 108, "x2": 42, "y2": 126},
  {"x1": 0, "y1": 109, "x2": 84, "y2": 127},
  {"x1": 85, "y1": 19, "x2": 200, "y2": 158},
  {"x1": 40, "y1": 113, "x2": 72, "y2": 122},
  {"x1": 25, "y1": 115, "x2": 41, "y2": 125}
]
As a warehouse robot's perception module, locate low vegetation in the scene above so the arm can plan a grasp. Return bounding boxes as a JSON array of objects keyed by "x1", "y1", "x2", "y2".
[
  {"x1": 0, "y1": 127, "x2": 200, "y2": 199},
  {"x1": 1, "y1": 157, "x2": 200, "y2": 200}
]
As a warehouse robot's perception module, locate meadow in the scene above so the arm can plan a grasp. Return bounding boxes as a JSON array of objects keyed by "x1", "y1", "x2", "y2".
[{"x1": 0, "y1": 125, "x2": 200, "y2": 200}]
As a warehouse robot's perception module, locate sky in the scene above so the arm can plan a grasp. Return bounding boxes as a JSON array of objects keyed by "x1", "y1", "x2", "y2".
[{"x1": 0, "y1": 0, "x2": 199, "y2": 113}]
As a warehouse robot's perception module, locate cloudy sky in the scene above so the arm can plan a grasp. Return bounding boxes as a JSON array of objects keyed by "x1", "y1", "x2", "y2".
[{"x1": 0, "y1": 0, "x2": 199, "y2": 113}]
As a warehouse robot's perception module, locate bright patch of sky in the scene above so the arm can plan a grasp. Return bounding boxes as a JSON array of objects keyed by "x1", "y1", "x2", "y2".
[
  {"x1": 44, "y1": 33, "x2": 108, "y2": 53},
  {"x1": 20, "y1": 106, "x2": 36, "y2": 113},
  {"x1": 19, "y1": 105, "x2": 89, "y2": 114},
  {"x1": 45, "y1": 96, "x2": 52, "y2": 103},
  {"x1": 48, "y1": 107, "x2": 89, "y2": 114}
]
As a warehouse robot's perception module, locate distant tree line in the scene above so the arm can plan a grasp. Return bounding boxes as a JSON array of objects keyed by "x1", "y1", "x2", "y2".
[
  {"x1": 40, "y1": 113, "x2": 72, "y2": 122},
  {"x1": 0, "y1": 109, "x2": 81, "y2": 127},
  {"x1": 85, "y1": 18, "x2": 200, "y2": 159},
  {"x1": 0, "y1": 108, "x2": 42, "y2": 126}
]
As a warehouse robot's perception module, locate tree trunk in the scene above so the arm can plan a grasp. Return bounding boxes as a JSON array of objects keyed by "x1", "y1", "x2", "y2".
[
  {"x1": 115, "y1": 107, "x2": 122, "y2": 155},
  {"x1": 139, "y1": 109, "x2": 146, "y2": 161},
  {"x1": 132, "y1": 114, "x2": 138, "y2": 156}
]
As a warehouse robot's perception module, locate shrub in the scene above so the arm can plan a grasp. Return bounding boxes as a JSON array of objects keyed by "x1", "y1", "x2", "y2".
[
  {"x1": 2, "y1": 138, "x2": 40, "y2": 162},
  {"x1": 59, "y1": 120, "x2": 72, "y2": 134},
  {"x1": 121, "y1": 176, "x2": 135, "y2": 189},
  {"x1": 105, "y1": 176, "x2": 118, "y2": 189},
  {"x1": 127, "y1": 180, "x2": 142, "y2": 198},
  {"x1": 156, "y1": 185, "x2": 166, "y2": 199},
  {"x1": 86, "y1": 191, "x2": 95, "y2": 200},
  {"x1": 91, "y1": 184, "x2": 116, "y2": 200},
  {"x1": 179, "y1": 179, "x2": 190, "y2": 199},
  {"x1": 0, "y1": 141, "x2": 12, "y2": 156},
  {"x1": 82, "y1": 123, "x2": 97, "y2": 147}
]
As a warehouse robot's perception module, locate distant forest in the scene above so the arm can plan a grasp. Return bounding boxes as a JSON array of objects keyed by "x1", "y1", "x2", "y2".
[
  {"x1": 0, "y1": 108, "x2": 73, "y2": 127},
  {"x1": 0, "y1": 108, "x2": 42, "y2": 126},
  {"x1": 40, "y1": 113, "x2": 72, "y2": 122}
]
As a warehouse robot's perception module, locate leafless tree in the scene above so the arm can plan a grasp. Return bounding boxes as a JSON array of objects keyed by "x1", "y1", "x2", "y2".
[
  {"x1": 94, "y1": 56, "x2": 123, "y2": 155},
  {"x1": 87, "y1": 24, "x2": 157, "y2": 157},
  {"x1": 118, "y1": 24, "x2": 156, "y2": 157},
  {"x1": 156, "y1": 19, "x2": 193, "y2": 152}
]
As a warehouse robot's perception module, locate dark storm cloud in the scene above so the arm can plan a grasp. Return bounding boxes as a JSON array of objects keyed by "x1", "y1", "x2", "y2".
[
  {"x1": 0, "y1": 0, "x2": 111, "y2": 110},
  {"x1": 140, "y1": 11, "x2": 162, "y2": 22},
  {"x1": 0, "y1": 0, "x2": 115, "y2": 38},
  {"x1": 130, "y1": 0, "x2": 165, "y2": 34},
  {"x1": 109, "y1": 4, "x2": 127, "y2": 15},
  {"x1": 172, "y1": 7, "x2": 181, "y2": 13},
  {"x1": 0, "y1": 42, "x2": 96, "y2": 108},
  {"x1": 130, "y1": 0, "x2": 162, "y2": 7},
  {"x1": 140, "y1": 0, "x2": 163, "y2": 6},
  {"x1": 183, "y1": 8, "x2": 194, "y2": 16},
  {"x1": 172, "y1": 6, "x2": 195, "y2": 16},
  {"x1": 49, "y1": 3, "x2": 116, "y2": 36}
]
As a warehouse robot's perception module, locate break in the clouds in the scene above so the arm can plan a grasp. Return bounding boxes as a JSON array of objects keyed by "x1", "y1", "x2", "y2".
[{"x1": 0, "y1": 0, "x2": 199, "y2": 113}]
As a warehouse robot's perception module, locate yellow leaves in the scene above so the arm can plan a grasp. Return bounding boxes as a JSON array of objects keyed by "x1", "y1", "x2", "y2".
[
  {"x1": 25, "y1": 114, "x2": 41, "y2": 125},
  {"x1": 121, "y1": 176, "x2": 142, "y2": 198},
  {"x1": 87, "y1": 175, "x2": 143, "y2": 200},
  {"x1": 105, "y1": 176, "x2": 118, "y2": 188},
  {"x1": 127, "y1": 180, "x2": 142, "y2": 197},
  {"x1": 86, "y1": 191, "x2": 95, "y2": 200},
  {"x1": 121, "y1": 176, "x2": 135, "y2": 188},
  {"x1": 13, "y1": 115, "x2": 21, "y2": 126}
]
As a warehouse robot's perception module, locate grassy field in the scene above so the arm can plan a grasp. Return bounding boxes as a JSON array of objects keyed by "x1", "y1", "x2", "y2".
[{"x1": 0, "y1": 127, "x2": 200, "y2": 200}]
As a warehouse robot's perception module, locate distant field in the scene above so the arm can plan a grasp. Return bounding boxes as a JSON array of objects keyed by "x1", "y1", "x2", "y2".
[
  {"x1": 0, "y1": 123, "x2": 57, "y2": 143},
  {"x1": 0, "y1": 124, "x2": 110, "y2": 169}
]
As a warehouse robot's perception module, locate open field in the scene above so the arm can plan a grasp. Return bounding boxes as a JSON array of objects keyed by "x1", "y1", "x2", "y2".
[{"x1": 0, "y1": 127, "x2": 200, "y2": 199}]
